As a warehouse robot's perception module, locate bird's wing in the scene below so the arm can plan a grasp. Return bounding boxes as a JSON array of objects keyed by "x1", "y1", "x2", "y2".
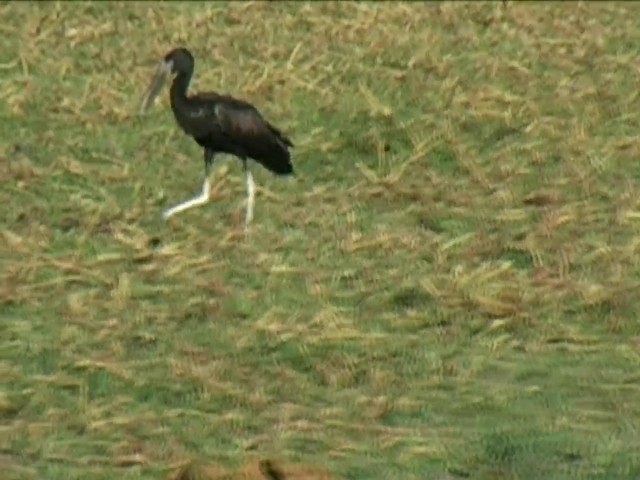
[{"x1": 192, "y1": 92, "x2": 293, "y2": 148}]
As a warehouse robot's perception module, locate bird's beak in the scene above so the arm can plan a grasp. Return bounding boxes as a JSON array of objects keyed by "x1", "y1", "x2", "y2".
[{"x1": 139, "y1": 59, "x2": 173, "y2": 114}]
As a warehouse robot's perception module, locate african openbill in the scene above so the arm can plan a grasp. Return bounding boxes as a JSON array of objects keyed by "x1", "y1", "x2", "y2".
[{"x1": 139, "y1": 47, "x2": 294, "y2": 232}]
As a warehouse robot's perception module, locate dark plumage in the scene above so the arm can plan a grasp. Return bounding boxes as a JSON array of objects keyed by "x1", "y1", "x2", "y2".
[{"x1": 140, "y1": 47, "x2": 294, "y2": 229}]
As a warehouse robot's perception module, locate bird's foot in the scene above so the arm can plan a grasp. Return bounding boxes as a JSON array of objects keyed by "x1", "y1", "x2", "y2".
[{"x1": 161, "y1": 180, "x2": 211, "y2": 221}]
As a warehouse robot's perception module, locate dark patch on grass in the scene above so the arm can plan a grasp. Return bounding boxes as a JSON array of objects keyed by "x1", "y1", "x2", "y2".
[
  {"x1": 0, "y1": 392, "x2": 31, "y2": 419},
  {"x1": 486, "y1": 124, "x2": 521, "y2": 146},
  {"x1": 481, "y1": 430, "x2": 524, "y2": 466},
  {"x1": 418, "y1": 214, "x2": 446, "y2": 233},
  {"x1": 335, "y1": 269, "x2": 361, "y2": 289},
  {"x1": 427, "y1": 145, "x2": 459, "y2": 175},
  {"x1": 585, "y1": 299, "x2": 618, "y2": 317},
  {"x1": 124, "y1": 331, "x2": 159, "y2": 355},
  {"x1": 57, "y1": 216, "x2": 81, "y2": 232},
  {"x1": 500, "y1": 247, "x2": 533, "y2": 270},
  {"x1": 132, "y1": 381, "x2": 204, "y2": 409},
  {"x1": 549, "y1": 153, "x2": 563, "y2": 164},
  {"x1": 447, "y1": 466, "x2": 471, "y2": 478},
  {"x1": 147, "y1": 237, "x2": 162, "y2": 249},
  {"x1": 390, "y1": 286, "x2": 433, "y2": 310}
]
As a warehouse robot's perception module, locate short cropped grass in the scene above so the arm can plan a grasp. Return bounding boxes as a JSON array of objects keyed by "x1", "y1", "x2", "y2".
[{"x1": 2, "y1": 2, "x2": 640, "y2": 479}]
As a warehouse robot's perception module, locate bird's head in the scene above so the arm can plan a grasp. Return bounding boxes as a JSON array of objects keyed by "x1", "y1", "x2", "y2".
[
  {"x1": 139, "y1": 47, "x2": 194, "y2": 114},
  {"x1": 163, "y1": 47, "x2": 194, "y2": 75}
]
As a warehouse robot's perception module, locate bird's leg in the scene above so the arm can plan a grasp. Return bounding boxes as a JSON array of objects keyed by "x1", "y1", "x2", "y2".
[
  {"x1": 243, "y1": 159, "x2": 256, "y2": 235},
  {"x1": 162, "y1": 151, "x2": 214, "y2": 220}
]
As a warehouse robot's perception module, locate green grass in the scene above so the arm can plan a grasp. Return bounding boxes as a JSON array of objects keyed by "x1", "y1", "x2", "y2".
[{"x1": 2, "y1": 1, "x2": 640, "y2": 479}]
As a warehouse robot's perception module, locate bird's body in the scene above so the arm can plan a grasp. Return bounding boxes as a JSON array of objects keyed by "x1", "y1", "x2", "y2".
[
  {"x1": 171, "y1": 90, "x2": 294, "y2": 175},
  {"x1": 140, "y1": 47, "x2": 294, "y2": 230}
]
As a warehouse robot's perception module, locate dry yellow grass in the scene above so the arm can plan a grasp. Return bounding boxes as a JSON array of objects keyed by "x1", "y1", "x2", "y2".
[
  {"x1": 167, "y1": 458, "x2": 334, "y2": 480},
  {"x1": 2, "y1": 1, "x2": 640, "y2": 479}
]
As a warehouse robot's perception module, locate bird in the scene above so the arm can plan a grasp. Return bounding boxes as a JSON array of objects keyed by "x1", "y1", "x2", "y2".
[{"x1": 139, "y1": 47, "x2": 294, "y2": 233}]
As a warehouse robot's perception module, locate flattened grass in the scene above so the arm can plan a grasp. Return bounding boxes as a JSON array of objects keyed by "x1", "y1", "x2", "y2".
[{"x1": 2, "y1": 2, "x2": 640, "y2": 479}]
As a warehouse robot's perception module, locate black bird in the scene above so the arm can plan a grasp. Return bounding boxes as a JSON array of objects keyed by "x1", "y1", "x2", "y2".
[{"x1": 139, "y1": 47, "x2": 294, "y2": 231}]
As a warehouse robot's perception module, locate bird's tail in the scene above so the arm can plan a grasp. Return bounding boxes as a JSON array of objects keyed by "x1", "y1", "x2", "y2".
[
  {"x1": 268, "y1": 123, "x2": 294, "y2": 148},
  {"x1": 259, "y1": 123, "x2": 294, "y2": 176}
]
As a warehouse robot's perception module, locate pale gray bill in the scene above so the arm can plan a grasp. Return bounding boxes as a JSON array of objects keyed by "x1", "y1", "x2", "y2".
[{"x1": 139, "y1": 60, "x2": 173, "y2": 114}]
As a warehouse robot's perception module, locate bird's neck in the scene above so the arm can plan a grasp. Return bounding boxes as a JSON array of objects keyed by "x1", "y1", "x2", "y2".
[{"x1": 169, "y1": 72, "x2": 192, "y2": 107}]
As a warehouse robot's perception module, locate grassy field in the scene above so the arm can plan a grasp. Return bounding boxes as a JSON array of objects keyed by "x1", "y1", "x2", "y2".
[{"x1": 2, "y1": 1, "x2": 640, "y2": 479}]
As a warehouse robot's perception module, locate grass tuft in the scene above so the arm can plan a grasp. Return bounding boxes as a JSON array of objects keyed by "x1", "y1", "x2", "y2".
[{"x1": 2, "y1": 1, "x2": 640, "y2": 479}]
